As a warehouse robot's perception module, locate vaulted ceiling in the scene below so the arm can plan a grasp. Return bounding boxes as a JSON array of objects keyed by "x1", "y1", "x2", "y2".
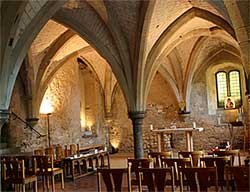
[{"x1": 1, "y1": 0, "x2": 248, "y2": 117}]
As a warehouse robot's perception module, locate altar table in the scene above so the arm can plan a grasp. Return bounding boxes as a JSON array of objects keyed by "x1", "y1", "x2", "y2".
[{"x1": 152, "y1": 127, "x2": 204, "y2": 152}]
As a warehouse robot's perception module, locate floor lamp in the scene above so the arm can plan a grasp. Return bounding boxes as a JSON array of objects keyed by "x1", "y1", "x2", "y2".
[
  {"x1": 40, "y1": 100, "x2": 54, "y2": 147},
  {"x1": 46, "y1": 113, "x2": 52, "y2": 147}
]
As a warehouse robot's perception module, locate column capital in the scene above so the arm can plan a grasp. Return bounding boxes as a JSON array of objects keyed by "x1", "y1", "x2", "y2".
[{"x1": 128, "y1": 111, "x2": 145, "y2": 120}]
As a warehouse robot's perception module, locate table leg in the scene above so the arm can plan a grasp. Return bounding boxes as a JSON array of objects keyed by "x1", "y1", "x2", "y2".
[
  {"x1": 157, "y1": 133, "x2": 161, "y2": 152},
  {"x1": 190, "y1": 132, "x2": 193, "y2": 151},
  {"x1": 186, "y1": 131, "x2": 191, "y2": 152}
]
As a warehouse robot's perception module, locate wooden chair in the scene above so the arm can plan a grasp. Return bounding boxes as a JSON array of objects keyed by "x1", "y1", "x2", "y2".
[
  {"x1": 99, "y1": 152, "x2": 111, "y2": 168},
  {"x1": 227, "y1": 166, "x2": 250, "y2": 191},
  {"x1": 97, "y1": 167, "x2": 127, "y2": 192},
  {"x1": 45, "y1": 146, "x2": 55, "y2": 160},
  {"x1": 64, "y1": 144, "x2": 70, "y2": 157},
  {"x1": 1, "y1": 159, "x2": 37, "y2": 192},
  {"x1": 214, "y1": 149, "x2": 241, "y2": 166},
  {"x1": 16, "y1": 155, "x2": 37, "y2": 177},
  {"x1": 161, "y1": 157, "x2": 192, "y2": 190},
  {"x1": 138, "y1": 167, "x2": 175, "y2": 192},
  {"x1": 34, "y1": 148, "x2": 44, "y2": 155},
  {"x1": 70, "y1": 144, "x2": 77, "y2": 155},
  {"x1": 148, "y1": 151, "x2": 173, "y2": 168},
  {"x1": 34, "y1": 155, "x2": 64, "y2": 192},
  {"x1": 180, "y1": 167, "x2": 218, "y2": 192},
  {"x1": 55, "y1": 144, "x2": 65, "y2": 161},
  {"x1": 127, "y1": 158, "x2": 150, "y2": 192},
  {"x1": 178, "y1": 150, "x2": 205, "y2": 167},
  {"x1": 200, "y1": 156, "x2": 230, "y2": 190}
]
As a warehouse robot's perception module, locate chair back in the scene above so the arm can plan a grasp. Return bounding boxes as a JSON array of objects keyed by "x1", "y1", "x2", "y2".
[
  {"x1": 214, "y1": 149, "x2": 241, "y2": 166},
  {"x1": 127, "y1": 158, "x2": 150, "y2": 192},
  {"x1": 16, "y1": 155, "x2": 37, "y2": 176},
  {"x1": 179, "y1": 150, "x2": 205, "y2": 167},
  {"x1": 180, "y1": 167, "x2": 218, "y2": 192},
  {"x1": 34, "y1": 148, "x2": 44, "y2": 155},
  {"x1": 228, "y1": 166, "x2": 250, "y2": 191},
  {"x1": 138, "y1": 167, "x2": 175, "y2": 192},
  {"x1": 55, "y1": 144, "x2": 65, "y2": 161},
  {"x1": 200, "y1": 156, "x2": 230, "y2": 187},
  {"x1": 1, "y1": 158, "x2": 38, "y2": 192},
  {"x1": 45, "y1": 146, "x2": 55, "y2": 159},
  {"x1": 97, "y1": 168, "x2": 127, "y2": 192},
  {"x1": 70, "y1": 144, "x2": 77, "y2": 155},
  {"x1": 2, "y1": 159, "x2": 25, "y2": 183},
  {"x1": 161, "y1": 157, "x2": 191, "y2": 186},
  {"x1": 35, "y1": 155, "x2": 54, "y2": 176},
  {"x1": 225, "y1": 149, "x2": 241, "y2": 166},
  {"x1": 148, "y1": 151, "x2": 173, "y2": 168}
]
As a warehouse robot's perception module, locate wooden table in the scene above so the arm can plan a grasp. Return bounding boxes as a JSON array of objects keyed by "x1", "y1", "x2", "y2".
[
  {"x1": 63, "y1": 150, "x2": 110, "y2": 181},
  {"x1": 152, "y1": 127, "x2": 204, "y2": 152}
]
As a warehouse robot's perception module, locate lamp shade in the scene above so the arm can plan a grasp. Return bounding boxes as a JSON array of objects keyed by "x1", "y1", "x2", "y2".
[{"x1": 40, "y1": 98, "x2": 54, "y2": 114}]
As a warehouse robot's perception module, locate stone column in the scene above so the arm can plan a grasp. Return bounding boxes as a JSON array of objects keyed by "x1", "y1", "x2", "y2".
[
  {"x1": 129, "y1": 111, "x2": 145, "y2": 159},
  {"x1": 104, "y1": 111, "x2": 112, "y2": 151},
  {"x1": 0, "y1": 109, "x2": 10, "y2": 141}
]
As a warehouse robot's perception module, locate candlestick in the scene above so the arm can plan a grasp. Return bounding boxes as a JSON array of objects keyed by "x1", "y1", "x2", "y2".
[{"x1": 193, "y1": 122, "x2": 196, "y2": 128}]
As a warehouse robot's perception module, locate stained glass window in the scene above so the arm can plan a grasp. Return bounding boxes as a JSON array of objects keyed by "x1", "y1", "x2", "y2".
[{"x1": 216, "y1": 70, "x2": 242, "y2": 108}]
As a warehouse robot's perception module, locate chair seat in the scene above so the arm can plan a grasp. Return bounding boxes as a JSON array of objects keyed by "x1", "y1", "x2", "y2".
[{"x1": 48, "y1": 167, "x2": 63, "y2": 172}]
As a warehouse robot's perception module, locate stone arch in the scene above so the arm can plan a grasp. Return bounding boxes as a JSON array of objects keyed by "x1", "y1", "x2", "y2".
[
  {"x1": 143, "y1": 7, "x2": 236, "y2": 109},
  {"x1": 35, "y1": 48, "x2": 106, "y2": 118},
  {"x1": 34, "y1": 47, "x2": 93, "y2": 117},
  {"x1": 0, "y1": 1, "x2": 67, "y2": 110},
  {"x1": 158, "y1": 65, "x2": 181, "y2": 102},
  {"x1": 35, "y1": 30, "x2": 75, "y2": 89},
  {"x1": 53, "y1": 5, "x2": 131, "y2": 109}
]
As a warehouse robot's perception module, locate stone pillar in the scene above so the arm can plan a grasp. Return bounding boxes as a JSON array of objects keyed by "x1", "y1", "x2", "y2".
[
  {"x1": 0, "y1": 109, "x2": 10, "y2": 141},
  {"x1": 129, "y1": 111, "x2": 145, "y2": 159},
  {"x1": 104, "y1": 111, "x2": 112, "y2": 151}
]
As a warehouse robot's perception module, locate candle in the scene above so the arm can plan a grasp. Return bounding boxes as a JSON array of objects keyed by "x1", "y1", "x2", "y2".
[
  {"x1": 193, "y1": 122, "x2": 196, "y2": 128},
  {"x1": 150, "y1": 124, "x2": 153, "y2": 130}
]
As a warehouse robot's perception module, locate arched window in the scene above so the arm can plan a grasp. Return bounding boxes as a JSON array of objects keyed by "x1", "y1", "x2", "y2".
[{"x1": 216, "y1": 70, "x2": 242, "y2": 108}]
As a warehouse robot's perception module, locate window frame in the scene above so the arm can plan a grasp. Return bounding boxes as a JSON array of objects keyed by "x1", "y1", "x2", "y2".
[{"x1": 215, "y1": 69, "x2": 242, "y2": 108}]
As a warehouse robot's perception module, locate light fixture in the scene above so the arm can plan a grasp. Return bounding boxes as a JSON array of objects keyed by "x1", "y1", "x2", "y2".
[{"x1": 40, "y1": 98, "x2": 54, "y2": 147}]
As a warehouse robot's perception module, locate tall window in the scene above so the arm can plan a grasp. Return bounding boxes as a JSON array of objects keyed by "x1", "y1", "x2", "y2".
[{"x1": 216, "y1": 70, "x2": 242, "y2": 108}]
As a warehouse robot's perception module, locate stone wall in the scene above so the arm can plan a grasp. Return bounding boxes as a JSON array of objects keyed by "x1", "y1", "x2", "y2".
[
  {"x1": 110, "y1": 72, "x2": 245, "y2": 153},
  {"x1": 9, "y1": 75, "x2": 29, "y2": 148},
  {"x1": 8, "y1": 60, "x2": 246, "y2": 153},
  {"x1": 9, "y1": 59, "x2": 106, "y2": 152}
]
